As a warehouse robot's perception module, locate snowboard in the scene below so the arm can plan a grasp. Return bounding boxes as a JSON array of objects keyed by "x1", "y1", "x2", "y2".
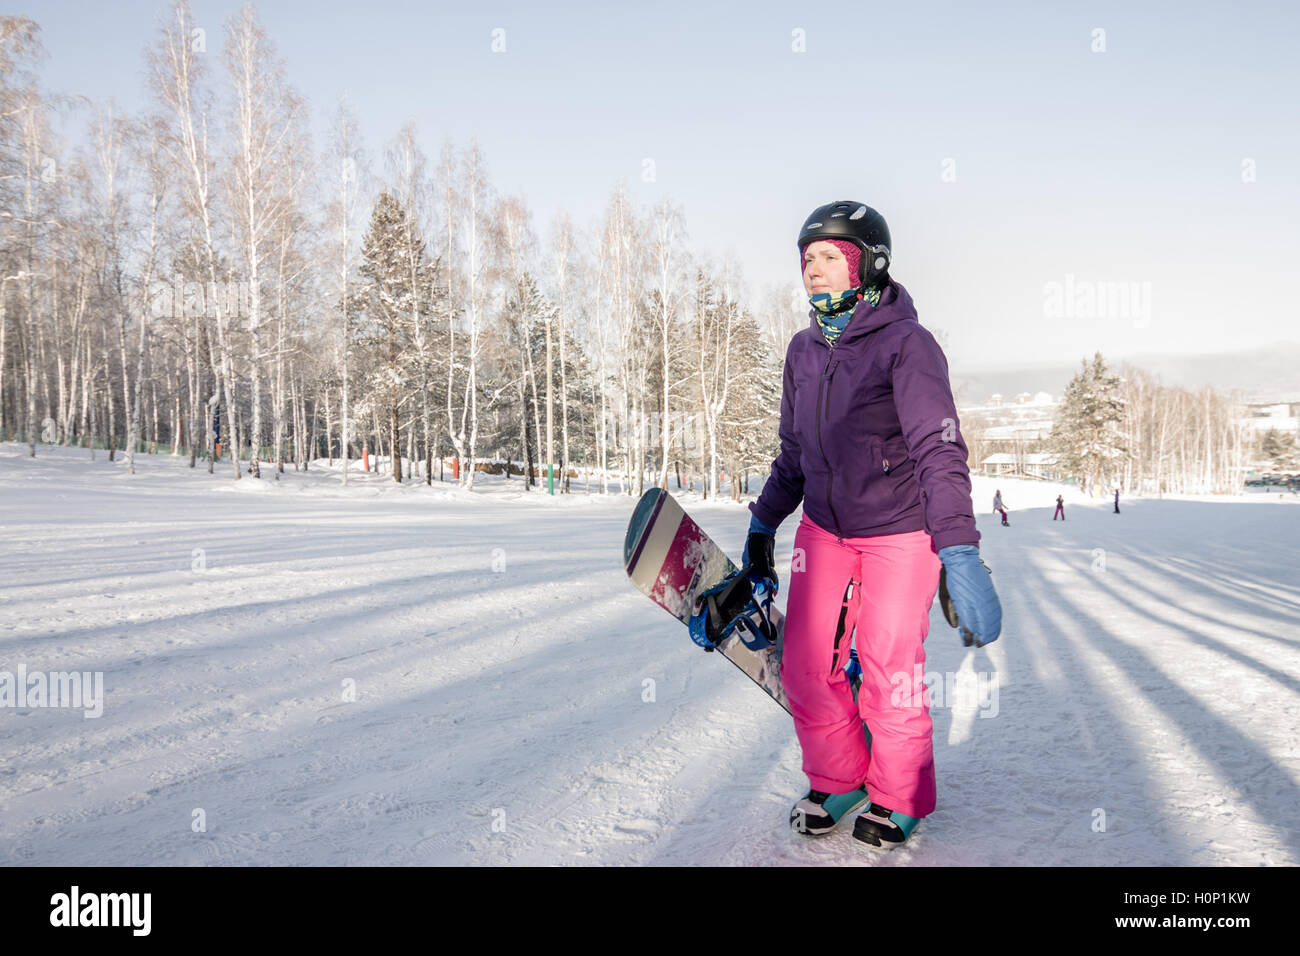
[{"x1": 623, "y1": 487, "x2": 790, "y2": 712}]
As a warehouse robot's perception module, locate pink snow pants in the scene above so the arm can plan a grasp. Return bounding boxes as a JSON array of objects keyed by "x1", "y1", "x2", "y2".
[{"x1": 781, "y1": 513, "x2": 942, "y2": 819}]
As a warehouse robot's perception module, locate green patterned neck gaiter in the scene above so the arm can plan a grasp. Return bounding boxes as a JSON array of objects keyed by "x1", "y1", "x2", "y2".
[{"x1": 812, "y1": 285, "x2": 882, "y2": 346}]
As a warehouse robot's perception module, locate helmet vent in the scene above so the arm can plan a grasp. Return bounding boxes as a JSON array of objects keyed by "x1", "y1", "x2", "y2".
[{"x1": 850, "y1": 205, "x2": 867, "y2": 220}]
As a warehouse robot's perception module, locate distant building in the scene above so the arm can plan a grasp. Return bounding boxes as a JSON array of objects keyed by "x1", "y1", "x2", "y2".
[
  {"x1": 1015, "y1": 392, "x2": 1032, "y2": 404},
  {"x1": 990, "y1": 393, "x2": 1003, "y2": 407},
  {"x1": 980, "y1": 452, "x2": 1060, "y2": 480},
  {"x1": 1238, "y1": 401, "x2": 1299, "y2": 436}
]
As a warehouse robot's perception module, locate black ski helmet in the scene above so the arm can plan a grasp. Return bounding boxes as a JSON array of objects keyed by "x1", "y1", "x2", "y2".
[{"x1": 798, "y1": 201, "x2": 891, "y2": 288}]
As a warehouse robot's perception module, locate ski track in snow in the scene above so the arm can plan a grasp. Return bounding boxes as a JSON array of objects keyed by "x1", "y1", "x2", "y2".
[{"x1": 1, "y1": 442, "x2": 1298, "y2": 866}]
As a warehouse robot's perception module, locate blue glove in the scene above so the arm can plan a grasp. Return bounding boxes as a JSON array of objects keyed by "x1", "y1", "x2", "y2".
[
  {"x1": 742, "y1": 514, "x2": 778, "y2": 597},
  {"x1": 937, "y1": 545, "x2": 1002, "y2": 647}
]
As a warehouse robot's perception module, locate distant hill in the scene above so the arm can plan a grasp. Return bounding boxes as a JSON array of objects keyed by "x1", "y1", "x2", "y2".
[{"x1": 953, "y1": 341, "x2": 1300, "y2": 405}]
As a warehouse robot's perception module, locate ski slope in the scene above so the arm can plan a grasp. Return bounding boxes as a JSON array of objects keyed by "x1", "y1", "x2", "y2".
[{"x1": 1, "y1": 442, "x2": 1297, "y2": 866}]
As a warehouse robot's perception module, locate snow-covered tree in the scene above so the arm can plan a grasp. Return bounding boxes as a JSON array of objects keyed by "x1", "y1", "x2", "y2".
[
  {"x1": 1051, "y1": 352, "x2": 1127, "y2": 495},
  {"x1": 720, "y1": 302, "x2": 780, "y2": 498},
  {"x1": 692, "y1": 267, "x2": 762, "y2": 499},
  {"x1": 485, "y1": 270, "x2": 553, "y2": 487},
  {"x1": 224, "y1": 5, "x2": 304, "y2": 477},
  {"x1": 1257, "y1": 429, "x2": 1300, "y2": 472},
  {"x1": 647, "y1": 198, "x2": 690, "y2": 491},
  {"x1": 355, "y1": 190, "x2": 434, "y2": 482},
  {"x1": 320, "y1": 96, "x2": 368, "y2": 482}
]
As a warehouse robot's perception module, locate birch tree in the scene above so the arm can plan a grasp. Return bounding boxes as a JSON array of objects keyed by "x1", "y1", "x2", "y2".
[
  {"x1": 223, "y1": 3, "x2": 306, "y2": 478},
  {"x1": 456, "y1": 140, "x2": 496, "y2": 490},
  {"x1": 647, "y1": 199, "x2": 690, "y2": 491},
  {"x1": 322, "y1": 96, "x2": 367, "y2": 484},
  {"x1": 123, "y1": 114, "x2": 167, "y2": 473},
  {"x1": 0, "y1": 17, "x2": 45, "y2": 437},
  {"x1": 548, "y1": 212, "x2": 579, "y2": 491},
  {"x1": 147, "y1": 0, "x2": 236, "y2": 475}
]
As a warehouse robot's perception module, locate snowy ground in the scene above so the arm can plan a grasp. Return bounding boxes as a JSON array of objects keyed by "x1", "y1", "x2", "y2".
[{"x1": 1, "y1": 442, "x2": 1298, "y2": 866}]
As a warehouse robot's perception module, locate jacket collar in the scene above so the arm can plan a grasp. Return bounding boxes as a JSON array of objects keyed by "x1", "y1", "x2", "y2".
[{"x1": 808, "y1": 279, "x2": 916, "y2": 350}]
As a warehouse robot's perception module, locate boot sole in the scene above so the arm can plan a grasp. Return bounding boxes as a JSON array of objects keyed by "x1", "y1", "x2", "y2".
[
  {"x1": 852, "y1": 816, "x2": 910, "y2": 849},
  {"x1": 790, "y1": 793, "x2": 870, "y2": 837}
]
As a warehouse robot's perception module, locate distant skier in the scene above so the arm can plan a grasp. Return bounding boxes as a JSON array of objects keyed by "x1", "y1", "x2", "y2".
[
  {"x1": 1113, "y1": 488, "x2": 1120, "y2": 514},
  {"x1": 993, "y1": 489, "x2": 1009, "y2": 526},
  {"x1": 743, "y1": 200, "x2": 1002, "y2": 851},
  {"x1": 1053, "y1": 495, "x2": 1065, "y2": 521}
]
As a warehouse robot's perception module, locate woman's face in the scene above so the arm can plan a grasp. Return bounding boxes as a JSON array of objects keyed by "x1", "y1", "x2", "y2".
[{"x1": 802, "y1": 241, "x2": 853, "y2": 296}]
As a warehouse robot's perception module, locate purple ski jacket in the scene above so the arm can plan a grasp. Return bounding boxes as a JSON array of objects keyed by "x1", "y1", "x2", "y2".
[{"x1": 749, "y1": 279, "x2": 979, "y2": 552}]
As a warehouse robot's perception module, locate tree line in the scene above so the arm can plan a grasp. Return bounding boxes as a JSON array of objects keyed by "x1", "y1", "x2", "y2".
[
  {"x1": 1051, "y1": 352, "x2": 1273, "y2": 495},
  {"x1": 0, "y1": 6, "x2": 788, "y2": 497}
]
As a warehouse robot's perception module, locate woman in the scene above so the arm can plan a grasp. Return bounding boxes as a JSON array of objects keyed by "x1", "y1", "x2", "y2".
[
  {"x1": 742, "y1": 200, "x2": 1002, "y2": 849},
  {"x1": 993, "y1": 489, "x2": 1009, "y2": 525}
]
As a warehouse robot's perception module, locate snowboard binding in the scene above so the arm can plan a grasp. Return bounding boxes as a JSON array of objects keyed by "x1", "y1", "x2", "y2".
[{"x1": 689, "y1": 566, "x2": 778, "y2": 653}]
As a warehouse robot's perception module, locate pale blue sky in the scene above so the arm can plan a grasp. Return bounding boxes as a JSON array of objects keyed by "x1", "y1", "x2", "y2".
[{"x1": 25, "y1": 0, "x2": 1300, "y2": 371}]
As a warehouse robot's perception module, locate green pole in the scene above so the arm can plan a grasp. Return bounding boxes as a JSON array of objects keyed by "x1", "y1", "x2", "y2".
[{"x1": 547, "y1": 462, "x2": 554, "y2": 495}]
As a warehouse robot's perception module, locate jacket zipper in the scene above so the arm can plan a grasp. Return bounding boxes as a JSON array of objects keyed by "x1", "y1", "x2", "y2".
[{"x1": 815, "y1": 339, "x2": 844, "y2": 542}]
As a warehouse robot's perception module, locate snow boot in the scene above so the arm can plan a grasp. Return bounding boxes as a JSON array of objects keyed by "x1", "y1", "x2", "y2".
[
  {"x1": 790, "y1": 786, "x2": 869, "y2": 836},
  {"x1": 852, "y1": 803, "x2": 921, "y2": 849}
]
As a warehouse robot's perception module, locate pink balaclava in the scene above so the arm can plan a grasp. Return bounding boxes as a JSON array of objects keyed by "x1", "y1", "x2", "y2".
[{"x1": 800, "y1": 238, "x2": 861, "y2": 290}]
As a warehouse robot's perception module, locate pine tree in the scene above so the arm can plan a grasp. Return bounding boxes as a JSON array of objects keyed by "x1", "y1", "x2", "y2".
[
  {"x1": 1258, "y1": 429, "x2": 1299, "y2": 472},
  {"x1": 1050, "y1": 352, "x2": 1127, "y2": 495},
  {"x1": 355, "y1": 190, "x2": 434, "y2": 481},
  {"x1": 1282, "y1": 434, "x2": 1300, "y2": 472}
]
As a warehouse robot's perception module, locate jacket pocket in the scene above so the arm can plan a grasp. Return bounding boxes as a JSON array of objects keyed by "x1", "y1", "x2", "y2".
[
  {"x1": 867, "y1": 436, "x2": 888, "y2": 475},
  {"x1": 880, "y1": 435, "x2": 910, "y2": 476}
]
